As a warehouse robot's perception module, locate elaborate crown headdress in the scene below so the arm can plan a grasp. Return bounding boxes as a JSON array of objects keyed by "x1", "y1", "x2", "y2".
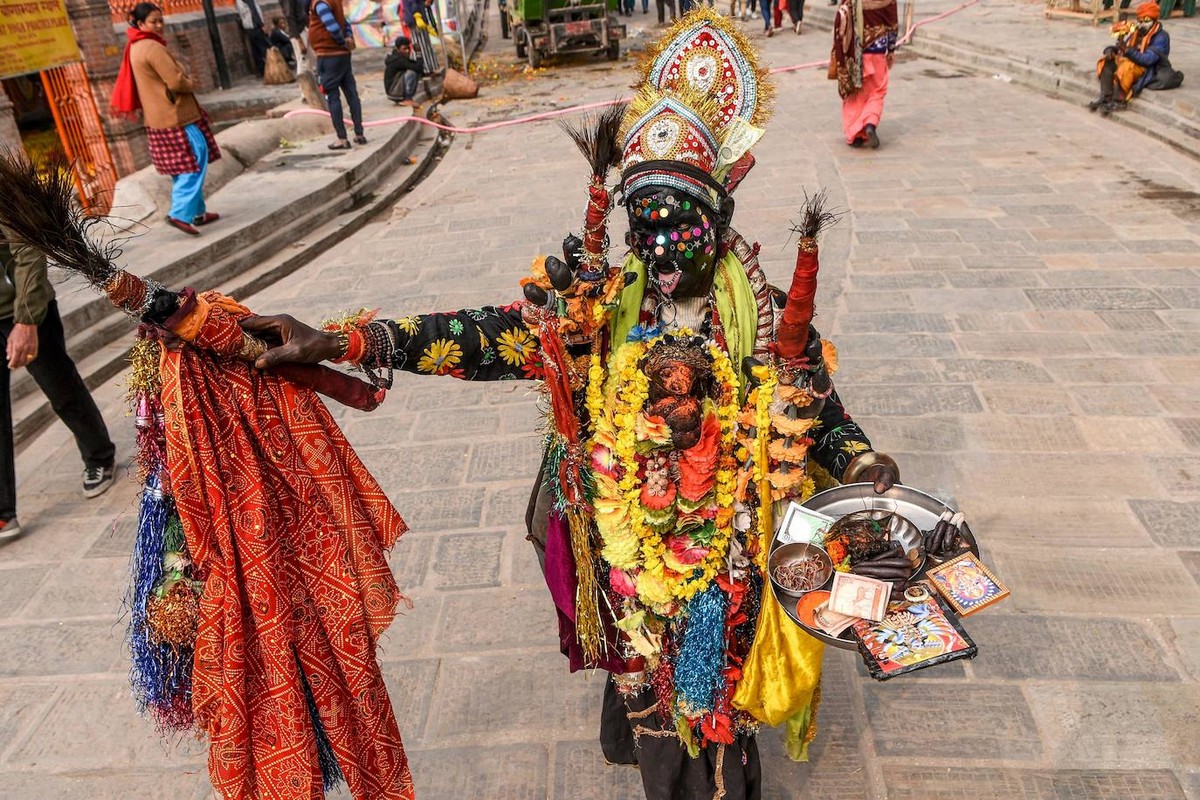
[{"x1": 620, "y1": 7, "x2": 774, "y2": 210}]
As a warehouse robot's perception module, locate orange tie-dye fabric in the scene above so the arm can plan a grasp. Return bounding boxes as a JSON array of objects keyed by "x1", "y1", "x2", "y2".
[{"x1": 161, "y1": 295, "x2": 414, "y2": 800}]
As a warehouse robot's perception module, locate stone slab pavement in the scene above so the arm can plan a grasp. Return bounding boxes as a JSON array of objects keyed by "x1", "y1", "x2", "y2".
[{"x1": 3, "y1": 10, "x2": 1200, "y2": 800}]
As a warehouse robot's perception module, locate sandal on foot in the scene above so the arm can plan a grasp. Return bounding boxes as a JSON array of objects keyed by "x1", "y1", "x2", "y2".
[
  {"x1": 328, "y1": 140, "x2": 351, "y2": 150},
  {"x1": 192, "y1": 212, "x2": 220, "y2": 225},
  {"x1": 166, "y1": 216, "x2": 200, "y2": 235},
  {"x1": 354, "y1": 135, "x2": 368, "y2": 145}
]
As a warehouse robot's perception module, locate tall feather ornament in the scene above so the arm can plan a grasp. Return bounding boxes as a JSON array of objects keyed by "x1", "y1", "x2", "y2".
[
  {"x1": 524, "y1": 105, "x2": 626, "y2": 668},
  {"x1": 560, "y1": 102, "x2": 627, "y2": 308}
]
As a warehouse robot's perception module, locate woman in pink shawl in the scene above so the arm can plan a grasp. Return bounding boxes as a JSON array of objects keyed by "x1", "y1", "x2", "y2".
[{"x1": 829, "y1": 0, "x2": 898, "y2": 148}]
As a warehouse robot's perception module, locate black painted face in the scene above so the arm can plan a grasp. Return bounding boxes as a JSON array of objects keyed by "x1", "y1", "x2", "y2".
[{"x1": 626, "y1": 189, "x2": 719, "y2": 300}]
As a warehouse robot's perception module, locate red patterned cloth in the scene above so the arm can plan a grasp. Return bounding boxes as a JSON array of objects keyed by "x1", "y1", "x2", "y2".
[
  {"x1": 160, "y1": 293, "x2": 414, "y2": 800},
  {"x1": 146, "y1": 115, "x2": 221, "y2": 176}
]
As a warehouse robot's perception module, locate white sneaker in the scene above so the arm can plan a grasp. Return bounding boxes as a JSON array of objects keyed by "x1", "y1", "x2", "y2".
[
  {"x1": 82, "y1": 465, "x2": 115, "y2": 499},
  {"x1": 0, "y1": 517, "x2": 21, "y2": 542}
]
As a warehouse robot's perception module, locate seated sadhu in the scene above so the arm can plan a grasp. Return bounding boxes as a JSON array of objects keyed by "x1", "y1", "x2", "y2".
[
  {"x1": 1091, "y1": 1, "x2": 1181, "y2": 115},
  {"x1": 242, "y1": 9, "x2": 901, "y2": 798}
]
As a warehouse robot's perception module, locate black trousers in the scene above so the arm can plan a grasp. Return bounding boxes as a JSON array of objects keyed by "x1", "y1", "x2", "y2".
[
  {"x1": 247, "y1": 28, "x2": 271, "y2": 77},
  {"x1": 787, "y1": 0, "x2": 804, "y2": 21},
  {"x1": 0, "y1": 301, "x2": 115, "y2": 520},
  {"x1": 600, "y1": 676, "x2": 763, "y2": 800},
  {"x1": 1098, "y1": 55, "x2": 1119, "y2": 101},
  {"x1": 316, "y1": 55, "x2": 365, "y2": 141}
]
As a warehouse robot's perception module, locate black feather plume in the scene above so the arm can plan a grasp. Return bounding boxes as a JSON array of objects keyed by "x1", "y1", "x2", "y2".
[
  {"x1": 0, "y1": 149, "x2": 121, "y2": 287},
  {"x1": 560, "y1": 102, "x2": 628, "y2": 179},
  {"x1": 790, "y1": 188, "x2": 843, "y2": 240}
]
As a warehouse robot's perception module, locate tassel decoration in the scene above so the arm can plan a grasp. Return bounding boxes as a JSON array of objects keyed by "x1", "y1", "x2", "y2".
[
  {"x1": 568, "y1": 508, "x2": 605, "y2": 664},
  {"x1": 300, "y1": 664, "x2": 346, "y2": 792},
  {"x1": 127, "y1": 477, "x2": 196, "y2": 732},
  {"x1": 674, "y1": 584, "x2": 729, "y2": 721}
]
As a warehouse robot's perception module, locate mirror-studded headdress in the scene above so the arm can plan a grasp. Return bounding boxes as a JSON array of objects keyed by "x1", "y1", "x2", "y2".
[{"x1": 620, "y1": 6, "x2": 774, "y2": 211}]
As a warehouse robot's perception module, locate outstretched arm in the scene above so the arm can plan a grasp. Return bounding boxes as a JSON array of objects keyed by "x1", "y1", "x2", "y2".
[{"x1": 241, "y1": 301, "x2": 540, "y2": 382}]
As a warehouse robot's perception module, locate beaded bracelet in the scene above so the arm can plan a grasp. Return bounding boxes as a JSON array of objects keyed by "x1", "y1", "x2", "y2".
[{"x1": 359, "y1": 320, "x2": 396, "y2": 390}]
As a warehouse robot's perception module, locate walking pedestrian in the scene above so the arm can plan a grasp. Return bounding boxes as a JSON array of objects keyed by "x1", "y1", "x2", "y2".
[
  {"x1": 0, "y1": 228, "x2": 117, "y2": 542},
  {"x1": 403, "y1": 0, "x2": 439, "y2": 73},
  {"x1": 111, "y1": 2, "x2": 221, "y2": 236},
  {"x1": 310, "y1": 0, "x2": 367, "y2": 149},
  {"x1": 786, "y1": 0, "x2": 804, "y2": 32},
  {"x1": 761, "y1": 0, "x2": 774, "y2": 34},
  {"x1": 656, "y1": 0, "x2": 677, "y2": 24},
  {"x1": 830, "y1": 0, "x2": 898, "y2": 147},
  {"x1": 235, "y1": 0, "x2": 272, "y2": 77}
]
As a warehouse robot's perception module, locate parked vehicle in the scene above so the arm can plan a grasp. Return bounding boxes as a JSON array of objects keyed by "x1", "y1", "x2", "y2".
[{"x1": 508, "y1": 0, "x2": 624, "y2": 68}]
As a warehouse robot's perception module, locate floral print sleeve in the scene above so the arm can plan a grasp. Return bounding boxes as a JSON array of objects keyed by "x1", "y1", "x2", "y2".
[
  {"x1": 809, "y1": 388, "x2": 874, "y2": 481},
  {"x1": 374, "y1": 302, "x2": 543, "y2": 381}
]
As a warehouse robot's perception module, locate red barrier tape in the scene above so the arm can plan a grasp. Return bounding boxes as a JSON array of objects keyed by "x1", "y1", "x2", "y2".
[{"x1": 283, "y1": 0, "x2": 979, "y2": 133}]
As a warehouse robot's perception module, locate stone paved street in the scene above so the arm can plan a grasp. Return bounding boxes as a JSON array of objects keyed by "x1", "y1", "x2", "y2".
[{"x1": 2, "y1": 11, "x2": 1200, "y2": 800}]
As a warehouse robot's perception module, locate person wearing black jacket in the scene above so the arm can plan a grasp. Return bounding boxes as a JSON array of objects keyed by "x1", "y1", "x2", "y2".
[
  {"x1": 384, "y1": 36, "x2": 424, "y2": 105},
  {"x1": 0, "y1": 228, "x2": 116, "y2": 542}
]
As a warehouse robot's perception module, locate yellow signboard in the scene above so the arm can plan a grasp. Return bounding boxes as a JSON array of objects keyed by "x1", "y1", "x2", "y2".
[{"x1": 0, "y1": 0, "x2": 81, "y2": 81}]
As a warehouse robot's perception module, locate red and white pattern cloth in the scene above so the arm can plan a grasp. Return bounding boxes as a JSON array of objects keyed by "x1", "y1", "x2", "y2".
[
  {"x1": 161, "y1": 294, "x2": 414, "y2": 800},
  {"x1": 146, "y1": 115, "x2": 221, "y2": 176}
]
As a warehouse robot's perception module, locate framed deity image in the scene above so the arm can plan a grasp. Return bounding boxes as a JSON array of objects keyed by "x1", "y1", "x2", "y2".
[{"x1": 925, "y1": 551, "x2": 1010, "y2": 617}]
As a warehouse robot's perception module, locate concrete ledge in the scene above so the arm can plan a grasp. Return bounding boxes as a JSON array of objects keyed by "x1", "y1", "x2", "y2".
[
  {"x1": 12, "y1": 93, "x2": 443, "y2": 448},
  {"x1": 108, "y1": 112, "x2": 335, "y2": 229}
]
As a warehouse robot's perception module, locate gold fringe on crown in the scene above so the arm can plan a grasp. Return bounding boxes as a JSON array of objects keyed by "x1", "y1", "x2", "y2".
[
  {"x1": 632, "y1": 5, "x2": 775, "y2": 132},
  {"x1": 619, "y1": 83, "x2": 729, "y2": 145}
]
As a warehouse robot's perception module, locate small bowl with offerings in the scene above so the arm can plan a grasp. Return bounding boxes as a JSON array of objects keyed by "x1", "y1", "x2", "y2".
[{"x1": 768, "y1": 542, "x2": 834, "y2": 601}]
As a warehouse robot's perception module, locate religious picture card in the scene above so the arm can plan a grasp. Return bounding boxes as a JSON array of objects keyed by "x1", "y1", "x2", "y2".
[
  {"x1": 851, "y1": 594, "x2": 978, "y2": 681},
  {"x1": 925, "y1": 551, "x2": 1010, "y2": 617}
]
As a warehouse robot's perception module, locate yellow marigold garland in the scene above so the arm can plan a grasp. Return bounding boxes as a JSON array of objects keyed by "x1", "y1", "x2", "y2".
[{"x1": 590, "y1": 332, "x2": 742, "y2": 610}]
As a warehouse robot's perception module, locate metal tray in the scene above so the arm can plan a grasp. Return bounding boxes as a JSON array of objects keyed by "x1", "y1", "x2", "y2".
[{"x1": 769, "y1": 483, "x2": 978, "y2": 650}]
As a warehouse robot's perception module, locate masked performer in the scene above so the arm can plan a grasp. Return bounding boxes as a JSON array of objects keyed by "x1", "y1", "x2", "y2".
[
  {"x1": 829, "y1": 0, "x2": 898, "y2": 148},
  {"x1": 244, "y1": 8, "x2": 898, "y2": 798}
]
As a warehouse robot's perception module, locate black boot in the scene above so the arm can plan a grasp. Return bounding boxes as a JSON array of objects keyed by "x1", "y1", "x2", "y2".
[
  {"x1": 864, "y1": 123, "x2": 880, "y2": 149},
  {"x1": 1087, "y1": 98, "x2": 1105, "y2": 112}
]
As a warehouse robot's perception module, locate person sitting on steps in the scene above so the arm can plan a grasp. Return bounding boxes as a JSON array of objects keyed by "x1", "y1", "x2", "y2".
[
  {"x1": 384, "y1": 36, "x2": 424, "y2": 106},
  {"x1": 1090, "y1": 2, "x2": 1183, "y2": 116}
]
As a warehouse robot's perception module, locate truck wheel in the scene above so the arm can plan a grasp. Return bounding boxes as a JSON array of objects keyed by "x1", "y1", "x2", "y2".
[
  {"x1": 515, "y1": 27, "x2": 526, "y2": 57},
  {"x1": 501, "y1": 11, "x2": 511, "y2": 38},
  {"x1": 605, "y1": 41, "x2": 620, "y2": 60},
  {"x1": 528, "y1": 41, "x2": 542, "y2": 69}
]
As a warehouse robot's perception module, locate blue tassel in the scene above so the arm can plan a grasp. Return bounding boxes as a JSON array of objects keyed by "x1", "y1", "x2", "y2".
[
  {"x1": 126, "y1": 471, "x2": 194, "y2": 730},
  {"x1": 300, "y1": 663, "x2": 345, "y2": 792},
  {"x1": 674, "y1": 584, "x2": 729, "y2": 718}
]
